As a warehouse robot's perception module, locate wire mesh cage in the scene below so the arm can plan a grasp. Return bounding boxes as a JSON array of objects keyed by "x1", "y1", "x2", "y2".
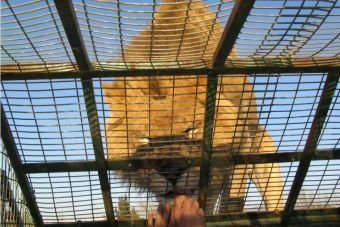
[
  {"x1": 1, "y1": 0, "x2": 340, "y2": 226},
  {"x1": 1, "y1": 143, "x2": 35, "y2": 226}
]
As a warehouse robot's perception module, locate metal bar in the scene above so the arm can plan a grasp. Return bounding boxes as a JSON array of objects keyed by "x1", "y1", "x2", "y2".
[
  {"x1": 80, "y1": 79, "x2": 117, "y2": 225},
  {"x1": 198, "y1": 0, "x2": 255, "y2": 211},
  {"x1": 2, "y1": 64, "x2": 340, "y2": 81},
  {"x1": 23, "y1": 161, "x2": 98, "y2": 173},
  {"x1": 43, "y1": 208, "x2": 340, "y2": 227},
  {"x1": 45, "y1": 221, "x2": 110, "y2": 227},
  {"x1": 205, "y1": 208, "x2": 340, "y2": 227},
  {"x1": 198, "y1": 73, "x2": 218, "y2": 211},
  {"x1": 213, "y1": 0, "x2": 255, "y2": 67},
  {"x1": 22, "y1": 148, "x2": 340, "y2": 173},
  {"x1": 281, "y1": 72, "x2": 340, "y2": 226},
  {"x1": 54, "y1": 0, "x2": 116, "y2": 225},
  {"x1": 53, "y1": 1, "x2": 90, "y2": 71},
  {"x1": 1, "y1": 105, "x2": 43, "y2": 226}
]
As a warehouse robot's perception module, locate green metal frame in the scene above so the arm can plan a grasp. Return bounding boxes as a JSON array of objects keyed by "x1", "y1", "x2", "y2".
[
  {"x1": 2, "y1": 64, "x2": 339, "y2": 81},
  {"x1": 43, "y1": 208, "x2": 340, "y2": 227},
  {"x1": 20, "y1": 149, "x2": 340, "y2": 174},
  {"x1": 198, "y1": 0, "x2": 255, "y2": 211},
  {"x1": 1, "y1": 0, "x2": 339, "y2": 226},
  {"x1": 54, "y1": 0, "x2": 116, "y2": 225}
]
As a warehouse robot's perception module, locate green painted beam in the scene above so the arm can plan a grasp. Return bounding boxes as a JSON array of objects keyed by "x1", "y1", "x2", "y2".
[
  {"x1": 54, "y1": 0, "x2": 116, "y2": 225},
  {"x1": 213, "y1": 0, "x2": 256, "y2": 68},
  {"x1": 198, "y1": 73, "x2": 219, "y2": 211},
  {"x1": 43, "y1": 208, "x2": 340, "y2": 227},
  {"x1": 81, "y1": 78, "x2": 117, "y2": 225},
  {"x1": 22, "y1": 149, "x2": 340, "y2": 173},
  {"x1": 206, "y1": 208, "x2": 340, "y2": 226},
  {"x1": 281, "y1": 72, "x2": 340, "y2": 226},
  {"x1": 2, "y1": 65, "x2": 339, "y2": 81},
  {"x1": 198, "y1": 0, "x2": 255, "y2": 212}
]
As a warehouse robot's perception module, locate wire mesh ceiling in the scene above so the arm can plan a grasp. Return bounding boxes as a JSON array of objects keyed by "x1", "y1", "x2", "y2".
[
  {"x1": 1, "y1": 0, "x2": 340, "y2": 226},
  {"x1": 2, "y1": 0, "x2": 339, "y2": 73}
]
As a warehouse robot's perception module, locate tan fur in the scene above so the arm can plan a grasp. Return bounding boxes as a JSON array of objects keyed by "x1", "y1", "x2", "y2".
[{"x1": 104, "y1": 0, "x2": 283, "y2": 212}]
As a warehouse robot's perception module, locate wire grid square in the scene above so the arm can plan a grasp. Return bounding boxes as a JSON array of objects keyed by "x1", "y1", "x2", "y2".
[
  {"x1": 229, "y1": 0, "x2": 340, "y2": 67},
  {"x1": 202, "y1": 161, "x2": 300, "y2": 214},
  {"x1": 27, "y1": 171, "x2": 106, "y2": 223},
  {"x1": 295, "y1": 160, "x2": 340, "y2": 210},
  {"x1": 110, "y1": 170, "x2": 166, "y2": 220},
  {"x1": 1, "y1": 0, "x2": 339, "y2": 73},
  {"x1": 249, "y1": 161, "x2": 298, "y2": 212},
  {"x1": 1, "y1": 79, "x2": 95, "y2": 163},
  {"x1": 1, "y1": 143, "x2": 35, "y2": 226},
  {"x1": 214, "y1": 73, "x2": 327, "y2": 153},
  {"x1": 1, "y1": 0, "x2": 77, "y2": 72},
  {"x1": 73, "y1": 0, "x2": 234, "y2": 70},
  {"x1": 95, "y1": 75, "x2": 207, "y2": 159}
]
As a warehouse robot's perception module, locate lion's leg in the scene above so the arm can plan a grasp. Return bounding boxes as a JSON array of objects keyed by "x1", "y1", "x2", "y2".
[
  {"x1": 227, "y1": 164, "x2": 248, "y2": 212},
  {"x1": 250, "y1": 127, "x2": 284, "y2": 211},
  {"x1": 204, "y1": 168, "x2": 230, "y2": 215},
  {"x1": 251, "y1": 163, "x2": 283, "y2": 211}
]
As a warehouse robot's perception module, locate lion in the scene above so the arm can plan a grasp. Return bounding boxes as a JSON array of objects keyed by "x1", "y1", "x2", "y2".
[{"x1": 103, "y1": 0, "x2": 283, "y2": 214}]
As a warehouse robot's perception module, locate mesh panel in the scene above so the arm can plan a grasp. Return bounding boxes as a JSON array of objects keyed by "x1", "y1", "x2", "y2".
[
  {"x1": 28, "y1": 172, "x2": 105, "y2": 223},
  {"x1": 1, "y1": 143, "x2": 35, "y2": 226},
  {"x1": 1, "y1": 0, "x2": 339, "y2": 225},
  {"x1": 1, "y1": 79, "x2": 95, "y2": 163}
]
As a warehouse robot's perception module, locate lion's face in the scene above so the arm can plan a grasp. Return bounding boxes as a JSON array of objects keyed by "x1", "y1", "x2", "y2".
[
  {"x1": 100, "y1": 0, "x2": 255, "y2": 199},
  {"x1": 103, "y1": 76, "x2": 205, "y2": 197},
  {"x1": 103, "y1": 76, "x2": 250, "y2": 198},
  {"x1": 129, "y1": 135, "x2": 202, "y2": 196}
]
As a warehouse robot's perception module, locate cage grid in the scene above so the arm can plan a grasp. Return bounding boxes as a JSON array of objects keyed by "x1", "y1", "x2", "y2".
[
  {"x1": 1, "y1": 143, "x2": 35, "y2": 227},
  {"x1": 1, "y1": 0, "x2": 340, "y2": 226}
]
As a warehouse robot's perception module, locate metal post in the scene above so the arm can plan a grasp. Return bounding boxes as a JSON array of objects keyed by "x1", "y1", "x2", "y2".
[
  {"x1": 54, "y1": 0, "x2": 116, "y2": 225},
  {"x1": 198, "y1": 0, "x2": 255, "y2": 211}
]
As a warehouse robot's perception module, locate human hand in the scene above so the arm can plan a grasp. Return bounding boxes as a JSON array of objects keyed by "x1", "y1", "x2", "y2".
[
  {"x1": 147, "y1": 196, "x2": 205, "y2": 227},
  {"x1": 170, "y1": 195, "x2": 205, "y2": 227},
  {"x1": 148, "y1": 203, "x2": 171, "y2": 227}
]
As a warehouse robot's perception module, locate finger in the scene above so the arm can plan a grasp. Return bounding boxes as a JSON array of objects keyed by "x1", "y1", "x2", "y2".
[
  {"x1": 168, "y1": 208, "x2": 176, "y2": 227},
  {"x1": 147, "y1": 213, "x2": 154, "y2": 227},
  {"x1": 155, "y1": 204, "x2": 171, "y2": 227},
  {"x1": 164, "y1": 202, "x2": 171, "y2": 216},
  {"x1": 194, "y1": 208, "x2": 206, "y2": 227},
  {"x1": 189, "y1": 207, "x2": 206, "y2": 227},
  {"x1": 154, "y1": 205, "x2": 165, "y2": 227},
  {"x1": 163, "y1": 203, "x2": 171, "y2": 225},
  {"x1": 172, "y1": 199, "x2": 183, "y2": 225},
  {"x1": 182, "y1": 196, "x2": 193, "y2": 213},
  {"x1": 174, "y1": 195, "x2": 189, "y2": 209},
  {"x1": 198, "y1": 208, "x2": 205, "y2": 217},
  {"x1": 191, "y1": 200, "x2": 200, "y2": 211}
]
